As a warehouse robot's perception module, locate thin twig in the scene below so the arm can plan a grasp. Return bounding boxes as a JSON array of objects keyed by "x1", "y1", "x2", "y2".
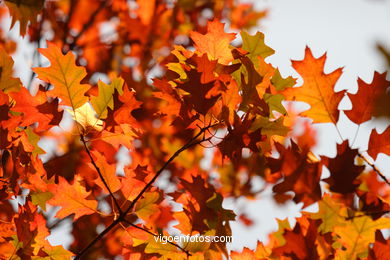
[
  {"x1": 80, "y1": 134, "x2": 122, "y2": 214},
  {"x1": 121, "y1": 122, "x2": 219, "y2": 217},
  {"x1": 122, "y1": 219, "x2": 191, "y2": 256},
  {"x1": 74, "y1": 217, "x2": 122, "y2": 260},
  {"x1": 358, "y1": 153, "x2": 390, "y2": 186},
  {"x1": 75, "y1": 123, "x2": 220, "y2": 259}
]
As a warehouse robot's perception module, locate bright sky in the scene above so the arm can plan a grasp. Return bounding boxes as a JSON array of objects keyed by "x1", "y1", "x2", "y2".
[{"x1": 227, "y1": 0, "x2": 390, "y2": 251}]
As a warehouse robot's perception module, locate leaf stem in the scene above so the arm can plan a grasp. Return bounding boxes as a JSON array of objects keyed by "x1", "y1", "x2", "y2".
[{"x1": 80, "y1": 134, "x2": 123, "y2": 214}]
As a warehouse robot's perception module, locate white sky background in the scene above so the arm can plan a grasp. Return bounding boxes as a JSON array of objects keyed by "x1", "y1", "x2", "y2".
[
  {"x1": 3, "y1": 0, "x2": 390, "y2": 255},
  {"x1": 226, "y1": 0, "x2": 390, "y2": 252}
]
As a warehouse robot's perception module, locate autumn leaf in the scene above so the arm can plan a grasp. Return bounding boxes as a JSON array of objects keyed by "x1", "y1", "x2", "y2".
[
  {"x1": 70, "y1": 102, "x2": 104, "y2": 134},
  {"x1": 271, "y1": 68, "x2": 296, "y2": 91},
  {"x1": 4, "y1": 0, "x2": 44, "y2": 36},
  {"x1": 367, "y1": 127, "x2": 390, "y2": 160},
  {"x1": 345, "y1": 71, "x2": 390, "y2": 124},
  {"x1": 269, "y1": 141, "x2": 322, "y2": 207},
  {"x1": 91, "y1": 77, "x2": 124, "y2": 119},
  {"x1": 273, "y1": 218, "x2": 319, "y2": 259},
  {"x1": 134, "y1": 191, "x2": 161, "y2": 222},
  {"x1": 33, "y1": 42, "x2": 91, "y2": 110},
  {"x1": 177, "y1": 69, "x2": 220, "y2": 115},
  {"x1": 282, "y1": 47, "x2": 345, "y2": 123},
  {"x1": 241, "y1": 31, "x2": 275, "y2": 63},
  {"x1": 0, "y1": 47, "x2": 21, "y2": 92},
  {"x1": 10, "y1": 86, "x2": 63, "y2": 132},
  {"x1": 311, "y1": 194, "x2": 346, "y2": 234},
  {"x1": 47, "y1": 176, "x2": 98, "y2": 220},
  {"x1": 190, "y1": 19, "x2": 236, "y2": 65},
  {"x1": 334, "y1": 215, "x2": 390, "y2": 259},
  {"x1": 322, "y1": 141, "x2": 365, "y2": 194},
  {"x1": 91, "y1": 151, "x2": 121, "y2": 193},
  {"x1": 369, "y1": 231, "x2": 390, "y2": 260}
]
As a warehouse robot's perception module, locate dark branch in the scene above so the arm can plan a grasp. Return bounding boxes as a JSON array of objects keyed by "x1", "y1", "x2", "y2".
[
  {"x1": 75, "y1": 123, "x2": 220, "y2": 259},
  {"x1": 80, "y1": 134, "x2": 122, "y2": 214},
  {"x1": 122, "y1": 122, "x2": 219, "y2": 217},
  {"x1": 358, "y1": 153, "x2": 390, "y2": 186},
  {"x1": 74, "y1": 217, "x2": 122, "y2": 260}
]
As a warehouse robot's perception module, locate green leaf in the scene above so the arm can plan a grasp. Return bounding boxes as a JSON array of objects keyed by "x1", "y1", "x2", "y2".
[
  {"x1": 251, "y1": 116, "x2": 290, "y2": 137},
  {"x1": 271, "y1": 68, "x2": 296, "y2": 91},
  {"x1": 25, "y1": 127, "x2": 45, "y2": 155},
  {"x1": 31, "y1": 191, "x2": 54, "y2": 211},
  {"x1": 91, "y1": 77, "x2": 124, "y2": 119},
  {"x1": 264, "y1": 93, "x2": 287, "y2": 115},
  {"x1": 135, "y1": 191, "x2": 160, "y2": 221},
  {"x1": 241, "y1": 31, "x2": 274, "y2": 63}
]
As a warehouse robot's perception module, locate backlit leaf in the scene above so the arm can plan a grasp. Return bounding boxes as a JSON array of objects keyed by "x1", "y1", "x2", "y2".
[{"x1": 33, "y1": 42, "x2": 91, "y2": 110}]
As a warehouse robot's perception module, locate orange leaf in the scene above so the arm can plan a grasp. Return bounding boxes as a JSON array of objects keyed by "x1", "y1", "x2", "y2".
[
  {"x1": 33, "y1": 42, "x2": 91, "y2": 109},
  {"x1": 92, "y1": 151, "x2": 121, "y2": 193},
  {"x1": 47, "y1": 177, "x2": 98, "y2": 220},
  {"x1": 282, "y1": 47, "x2": 345, "y2": 123},
  {"x1": 368, "y1": 127, "x2": 390, "y2": 160},
  {"x1": 345, "y1": 71, "x2": 390, "y2": 124},
  {"x1": 190, "y1": 19, "x2": 236, "y2": 65}
]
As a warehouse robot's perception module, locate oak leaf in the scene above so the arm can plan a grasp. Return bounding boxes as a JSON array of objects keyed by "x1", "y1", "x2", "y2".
[
  {"x1": 345, "y1": 72, "x2": 390, "y2": 124},
  {"x1": 334, "y1": 215, "x2": 390, "y2": 259},
  {"x1": 241, "y1": 31, "x2": 274, "y2": 63},
  {"x1": 91, "y1": 77, "x2": 124, "y2": 120},
  {"x1": 47, "y1": 176, "x2": 98, "y2": 220},
  {"x1": 33, "y1": 42, "x2": 91, "y2": 110},
  {"x1": 322, "y1": 141, "x2": 364, "y2": 194},
  {"x1": 91, "y1": 151, "x2": 121, "y2": 193},
  {"x1": 0, "y1": 47, "x2": 21, "y2": 92},
  {"x1": 10, "y1": 86, "x2": 63, "y2": 132},
  {"x1": 190, "y1": 19, "x2": 236, "y2": 65},
  {"x1": 367, "y1": 127, "x2": 390, "y2": 160},
  {"x1": 282, "y1": 47, "x2": 345, "y2": 123},
  {"x1": 4, "y1": 0, "x2": 44, "y2": 36},
  {"x1": 70, "y1": 102, "x2": 103, "y2": 134}
]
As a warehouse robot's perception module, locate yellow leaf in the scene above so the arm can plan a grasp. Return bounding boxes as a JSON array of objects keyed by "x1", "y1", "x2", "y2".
[
  {"x1": 135, "y1": 191, "x2": 160, "y2": 222},
  {"x1": 4, "y1": 0, "x2": 44, "y2": 36},
  {"x1": 310, "y1": 194, "x2": 346, "y2": 234},
  {"x1": 33, "y1": 42, "x2": 91, "y2": 109},
  {"x1": 334, "y1": 216, "x2": 390, "y2": 259},
  {"x1": 0, "y1": 47, "x2": 21, "y2": 92},
  {"x1": 69, "y1": 102, "x2": 103, "y2": 133},
  {"x1": 91, "y1": 77, "x2": 124, "y2": 119}
]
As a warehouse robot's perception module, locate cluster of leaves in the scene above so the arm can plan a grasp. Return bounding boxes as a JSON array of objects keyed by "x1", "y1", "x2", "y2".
[{"x1": 0, "y1": 0, "x2": 389, "y2": 259}]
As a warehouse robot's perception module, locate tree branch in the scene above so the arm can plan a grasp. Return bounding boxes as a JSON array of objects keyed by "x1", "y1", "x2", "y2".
[
  {"x1": 121, "y1": 122, "x2": 219, "y2": 217},
  {"x1": 358, "y1": 153, "x2": 390, "y2": 186},
  {"x1": 80, "y1": 134, "x2": 122, "y2": 214},
  {"x1": 74, "y1": 217, "x2": 122, "y2": 260},
  {"x1": 75, "y1": 123, "x2": 220, "y2": 259}
]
